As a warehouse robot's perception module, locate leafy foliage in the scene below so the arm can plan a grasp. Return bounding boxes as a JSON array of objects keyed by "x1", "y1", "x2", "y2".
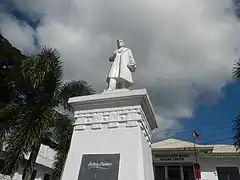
[
  {"x1": 233, "y1": 58, "x2": 240, "y2": 147},
  {"x1": 233, "y1": 58, "x2": 240, "y2": 80},
  {"x1": 0, "y1": 43, "x2": 95, "y2": 179},
  {"x1": 0, "y1": 34, "x2": 26, "y2": 106},
  {"x1": 51, "y1": 114, "x2": 74, "y2": 179},
  {"x1": 55, "y1": 80, "x2": 95, "y2": 111},
  {"x1": 233, "y1": 113, "x2": 240, "y2": 148}
]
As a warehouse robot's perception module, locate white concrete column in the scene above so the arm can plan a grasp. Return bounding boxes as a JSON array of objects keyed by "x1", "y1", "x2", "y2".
[
  {"x1": 180, "y1": 165, "x2": 184, "y2": 180},
  {"x1": 165, "y1": 166, "x2": 168, "y2": 180}
]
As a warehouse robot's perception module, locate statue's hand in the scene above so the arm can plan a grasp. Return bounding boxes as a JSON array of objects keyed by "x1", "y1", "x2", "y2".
[
  {"x1": 109, "y1": 51, "x2": 117, "y2": 62},
  {"x1": 127, "y1": 64, "x2": 136, "y2": 72},
  {"x1": 109, "y1": 56, "x2": 114, "y2": 62}
]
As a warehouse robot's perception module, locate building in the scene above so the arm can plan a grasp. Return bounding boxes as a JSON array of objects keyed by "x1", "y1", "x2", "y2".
[
  {"x1": 1, "y1": 138, "x2": 240, "y2": 180},
  {"x1": 152, "y1": 138, "x2": 240, "y2": 180},
  {"x1": 0, "y1": 144, "x2": 54, "y2": 180}
]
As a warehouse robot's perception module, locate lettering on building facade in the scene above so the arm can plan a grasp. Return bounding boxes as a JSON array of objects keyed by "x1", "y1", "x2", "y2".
[{"x1": 155, "y1": 154, "x2": 190, "y2": 161}]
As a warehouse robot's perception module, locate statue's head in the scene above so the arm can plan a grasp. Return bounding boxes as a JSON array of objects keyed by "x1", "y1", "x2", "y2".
[{"x1": 117, "y1": 40, "x2": 125, "y2": 48}]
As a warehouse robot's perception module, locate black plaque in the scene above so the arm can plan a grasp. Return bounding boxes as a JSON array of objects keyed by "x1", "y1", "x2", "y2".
[{"x1": 78, "y1": 154, "x2": 120, "y2": 180}]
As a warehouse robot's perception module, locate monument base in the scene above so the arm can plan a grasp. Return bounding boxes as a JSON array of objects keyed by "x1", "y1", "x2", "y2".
[{"x1": 61, "y1": 89, "x2": 157, "y2": 180}]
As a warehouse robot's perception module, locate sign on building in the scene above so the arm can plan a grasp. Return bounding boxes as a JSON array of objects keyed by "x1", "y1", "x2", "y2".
[
  {"x1": 154, "y1": 154, "x2": 195, "y2": 162},
  {"x1": 78, "y1": 154, "x2": 120, "y2": 180}
]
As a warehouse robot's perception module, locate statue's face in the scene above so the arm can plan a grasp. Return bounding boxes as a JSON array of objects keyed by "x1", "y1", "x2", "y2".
[{"x1": 117, "y1": 40, "x2": 124, "y2": 48}]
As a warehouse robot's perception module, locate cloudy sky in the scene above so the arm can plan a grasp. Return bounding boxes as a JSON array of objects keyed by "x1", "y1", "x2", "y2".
[{"x1": 1, "y1": 0, "x2": 240, "y2": 142}]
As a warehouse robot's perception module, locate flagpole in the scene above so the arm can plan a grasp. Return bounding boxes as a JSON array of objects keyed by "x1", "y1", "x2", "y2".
[
  {"x1": 192, "y1": 130, "x2": 199, "y2": 180},
  {"x1": 192, "y1": 134, "x2": 197, "y2": 163}
]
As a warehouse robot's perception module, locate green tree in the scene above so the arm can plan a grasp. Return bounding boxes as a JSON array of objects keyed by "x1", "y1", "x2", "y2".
[
  {"x1": 0, "y1": 34, "x2": 27, "y2": 108},
  {"x1": 0, "y1": 47, "x2": 95, "y2": 180},
  {"x1": 233, "y1": 58, "x2": 240, "y2": 147}
]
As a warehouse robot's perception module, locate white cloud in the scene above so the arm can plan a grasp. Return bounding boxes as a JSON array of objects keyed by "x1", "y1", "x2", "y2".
[
  {"x1": 0, "y1": 12, "x2": 35, "y2": 54},
  {"x1": 152, "y1": 114, "x2": 182, "y2": 142},
  {"x1": 1, "y1": 0, "x2": 240, "y2": 140}
]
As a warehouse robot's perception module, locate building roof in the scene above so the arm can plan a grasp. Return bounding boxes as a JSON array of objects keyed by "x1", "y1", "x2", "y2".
[
  {"x1": 212, "y1": 144, "x2": 239, "y2": 154},
  {"x1": 152, "y1": 138, "x2": 211, "y2": 149},
  {"x1": 152, "y1": 138, "x2": 240, "y2": 155}
]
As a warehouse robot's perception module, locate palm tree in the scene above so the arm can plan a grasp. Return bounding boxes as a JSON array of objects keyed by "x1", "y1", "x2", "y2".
[
  {"x1": 233, "y1": 58, "x2": 240, "y2": 147},
  {"x1": 0, "y1": 47, "x2": 95, "y2": 180}
]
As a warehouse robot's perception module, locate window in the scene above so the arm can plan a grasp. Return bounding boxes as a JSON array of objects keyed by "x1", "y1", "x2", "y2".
[
  {"x1": 183, "y1": 166, "x2": 195, "y2": 180},
  {"x1": 43, "y1": 173, "x2": 50, "y2": 180},
  {"x1": 155, "y1": 166, "x2": 165, "y2": 180},
  {"x1": 217, "y1": 167, "x2": 240, "y2": 180},
  {"x1": 154, "y1": 164, "x2": 195, "y2": 180},
  {"x1": 30, "y1": 170, "x2": 37, "y2": 180},
  {"x1": 168, "y1": 166, "x2": 181, "y2": 180}
]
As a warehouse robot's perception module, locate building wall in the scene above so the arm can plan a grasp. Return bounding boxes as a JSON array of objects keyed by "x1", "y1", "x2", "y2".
[
  {"x1": 25, "y1": 144, "x2": 55, "y2": 169},
  {"x1": 12, "y1": 163, "x2": 52, "y2": 180},
  {"x1": 153, "y1": 152, "x2": 240, "y2": 180},
  {"x1": 199, "y1": 156, "x2": 240, "y2": 180},
  {"x1": 61, "y1": 126, "x2": 144, "y2": 180},
  {"x1": 0, "y1": 144, "x2": 54, "y2": 180},
  {"x1": 0, "y1": 163, "x2": 52, "y2": 180},
  {"x1": 1, "y1": 143, "x2": 240, "y2": 180},
  {"x1": 140, "y1": 128, "x2": 154, "y2": 180},
  {"x1": 0, "y1": 174, "x2": 11, "y2": 180}
]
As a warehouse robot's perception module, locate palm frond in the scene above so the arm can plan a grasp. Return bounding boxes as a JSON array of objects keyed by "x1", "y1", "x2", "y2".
[
  {"x1": 21, "y1": 47, "x2": 63, "y2": 107},
  {"x1": 54, "y1": 80, "x2": 95, "y2": 111},
  {"x1": 233, "y1": 112, "x2": 240, "y2": 147},
  {"x1": 233, "y1": 58, "x2": 240, "y2": 79},
  {"x1": 3, "y1": 107, "x2": 56, "y2": 173},
  {"x1": 51, "y1": 113, "x2": 74, "y2": 180},
  {"x1": 0, "y1": 103, "x2": 26, "y2": 142},
  {"x1": 0, "y1": 45, "x2": 96, "y2": 177},
  {"x1": 22, "y1": 47, "x2": 63, "y2": 88}
]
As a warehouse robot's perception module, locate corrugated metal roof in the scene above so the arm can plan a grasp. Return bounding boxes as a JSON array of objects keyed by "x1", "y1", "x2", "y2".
[
  {"x1": 152, "y1": 138, "x2": 196, "y2": 149},
  {"x1": 152, "y1": 138, "x2": 239, "y2": 154},
  {"x1": 212, "y1": 145, "x2": 239, "y2": 154}
]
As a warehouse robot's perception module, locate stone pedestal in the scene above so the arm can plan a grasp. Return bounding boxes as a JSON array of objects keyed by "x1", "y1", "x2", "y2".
[{"x1": 61, "y1": 89, "x2": 157, "y2": 180}]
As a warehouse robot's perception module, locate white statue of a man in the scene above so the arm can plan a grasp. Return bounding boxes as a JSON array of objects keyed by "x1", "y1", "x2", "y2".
[{"x1": 106, "y1": 40, "x2": 136, "y2": 90}]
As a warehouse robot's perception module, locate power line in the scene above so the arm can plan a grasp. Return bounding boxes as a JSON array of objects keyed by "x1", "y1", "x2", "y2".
[
  {"x1": 152, "y1": 136, "x2": 234, "y2": 147},
  {"x1": 153, "y1": 129, "x2": 234, "y2": 145},
  {"x1": 173, "y1": 126, "x2": 231, "y2": 134},
  {"x1": 153, "y1": 125, "x2": 233, "y2": 135},
  {"x1": 200, "y1": 137, "x2": 233, "y2": 145}
]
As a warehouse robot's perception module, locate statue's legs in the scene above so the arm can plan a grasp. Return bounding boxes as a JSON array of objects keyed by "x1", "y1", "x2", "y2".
[
  {"x1": 107, "y1": 78, "x2": 128, "y2": 90},
  {"x1": 107, "y1": 78, "x2": 117, "y2": 90},
  {"x1": 118, "y1": 80, "x2": 126, "y2": 89}
]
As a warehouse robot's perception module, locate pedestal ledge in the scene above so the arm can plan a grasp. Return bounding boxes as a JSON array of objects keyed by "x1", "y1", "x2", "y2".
[{"x1": 69, "y1": 88, "x2": 157, "y2": 130}]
